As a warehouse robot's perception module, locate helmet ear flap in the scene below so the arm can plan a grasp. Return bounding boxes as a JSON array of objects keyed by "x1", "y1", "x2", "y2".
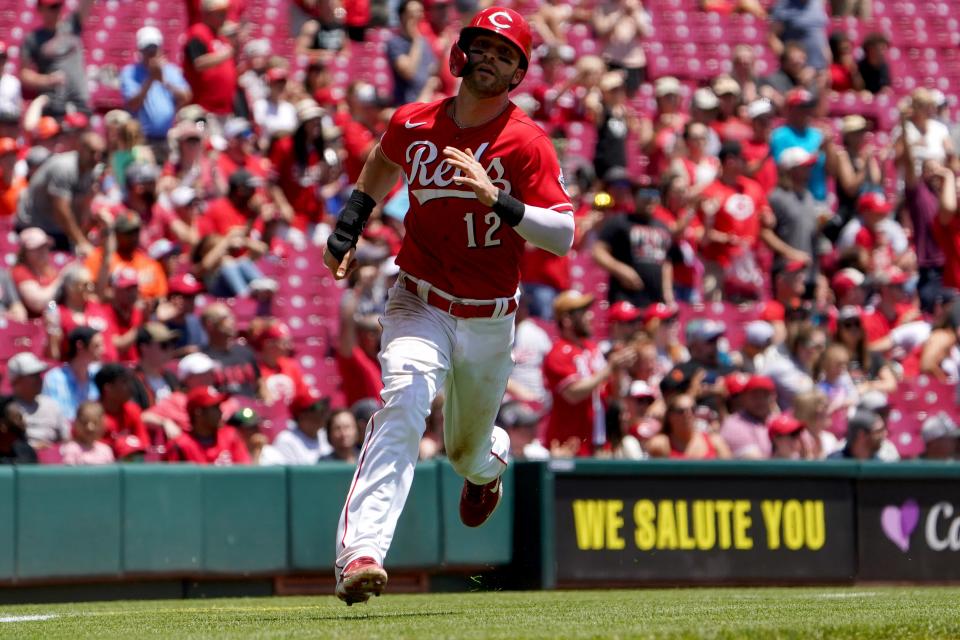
[{"x1": 449, "y1": 40, "x2": 469, "y2": 78}]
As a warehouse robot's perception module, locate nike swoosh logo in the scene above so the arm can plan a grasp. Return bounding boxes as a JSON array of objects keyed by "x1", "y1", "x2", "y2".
[{"x1": 405, "y1": 120, "x2": 428, "y2": 129}]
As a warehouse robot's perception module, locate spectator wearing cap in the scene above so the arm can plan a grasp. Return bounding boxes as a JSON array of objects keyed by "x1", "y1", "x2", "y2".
[
  {"x1": 120, "y1": 26, "x2": 192, "y2": 163},
  {"x1": 12, "y1": 227, "x2": 63, "y2": 318},
  {"x1": 0, "y1": 42, "x2": 21, "y2": 119},
  {"x1": 386, "y1": 0, "x2": 439, "y2": 107},
  {"x1": 60, "y1": 401, "x2": 115, "y2": 465},
  {"x1": 765, "y1": 146, "x2": 819, "y2": 276},
  {"x1": 184, "y1": 0, "x2": 239, "y2": 116},
  {"x1": 680, "y1": 319, "x2": 734, "y2": 387},
  {"x1": 591, "y1": 72, "x2": 637, "y2": 182},
  {"x1": 761, "y1": 323, "x2": 823, "y2": 408},
  {"x1": 94, "y1": 364, "x2": 150, "y2": 459},
  {"x1": 497, "y1": 401, "x2": 549, "y2": 460},
  {"x1": 251, "y1": 66, "x2": 297, "y2": 146},
  {"x1": 0, "y1": 137, "x2": 26, "y2": 219},
  {"x1": 269, "y1": 390, "x2": 333, "y2": 464},
  {"x1": 25, "y1": 113, "x2": 63, "y2": 154},
  {"x1": 88, "y1": 267, "x2": 146, "y2": 363},
  {"x1": 159, "y1": 273, "x2": 208, "y2": 354},
  {"x1": 697, "y1": 140, "x2": 772, "y2": 302},
  {"x1": 769, "y1": 0, "x2": 829, "y2": 71},
  {"x1": 719, "y1": 374, "x2": 776, "y2": 458},
  {"x1": 855, "y1": 390, "x2": 900, "y2": 461},
  {"x1": 16, "y1": 133, "x2": 106, "y2": 254},
  {"x1": 648, "y1": 393, "x2": 731, "y2": 459},
  {"x1": 142, "y1": 351, "x2": 236, "y2": 437},
  {"x1": 652, "y1": 172, "x2": 702, "y2": 303},
  {"x1": 825, "y1": 115, "x2": 882, "y2": 239},
  {"x1": 8, "y1": 352, "x2": 69, "y2": 448},
  {"x1": 839, "y1": 193, "x2": 913, "y2": 277},
  {"x1": 738, "y1": 320, "x2": 777, "y2": 373},
  {"x1": 20, "y1": 0, "x2": 95, "y2": 116},
  {"x1": 689, "y1": 88, "x2": 722, "y2": 157},
  {"x1": 770, "y1": 88, "x2": 828, "y2": 201},
  {"x1": 739, "y1": 100, "x2": 777, "y2": 194},
  {"x1": 593, "y1": 187, "x2": 675, "y2": 308},
  {"x1": 921, "y1": 413, "x2": 959, "y2": 461},
  {"x1": 320, "y1": 409, "x2": 362, "y2": 463},
  {"x1": 606, "y1": 301, "x2": 644, "y2": 348},
  {"x1": 670, "y1": 122, "x2": 720, "y2": 197},
  {"x1": 85, "y1": 206, "x2": 170, "y2": 302},
  {"x1": 201, "y1": 303, "x2": 260, "y2": 398},
  {"x1": 41, "y1": 326, "x2": 103, "y2": 421},
  {"x1": 268, "y1": 99, "x2": 337, "y2": 235},
  {"x1": 896, "y1": 121, "x2": 953, "y2": 312},
  {"x1": 130, "y1": 323, "x2": 181, "y2": 409},
  {"x1": 759, "y1": 42, "x2": 815, "y2": 108},
  {"x1": 768, "y1": 413, "x2": 807, "y2": 459},
  {"x1": 252, "y1": 320, "x2": 309, "y2": 406},
  {"x1": 711, "y1": 76, "x2": 752, "y2": 143},
  {"x1": 543, "y1": 291, "x2": 636, "y2": 456},
  {"x1": 164, "y1": 186, "x2": 203, "y2": 249},
  {"x1": 860, "y1": 269, "x2": 920, "y2": 350},
  {"x1": 831, "y1": 305, "x2": 898, "y2": 396},
  {"x1": 831, "y1": 268, "x2": 866, "y2": 307},
  {"x1": 166, "y1": 385, "x2": 250, "y2": 464},
  {"x1": 640, "y1": 303, "x2": 686, "y2": 374},
  {"x1": 0, "y1": 397, "x2": 37, "y2": 465},
  {"x1": 119, "y1": 162, "x2": 172, "y2": 249},
  {"x1": 335, "y1": 271, "x2": 384, "y2": 408},
  {"x1": 217, "y1": 118, "x2": 270, "y2": 181},
  {"x1": 827, "y1": 408, "x2": 888, "y2": 460},
  {"x1": 857, "y1": 33, "x2": 891, "y2": 96},
  {"x1": 639, "y1": 76, "x2": 688, "y2": 177},
  {"x1": 226, "y1": 407, "x2": 275, "y2": 465},
  {"x1": 162, "y1": 119, "x2": 223, "y2": 200},
  {"x1": 622, "y1": 379, "x2": 662, "y2": 445}
]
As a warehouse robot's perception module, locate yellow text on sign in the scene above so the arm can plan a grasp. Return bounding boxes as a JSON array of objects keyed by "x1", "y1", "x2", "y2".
[{"x1": 571, "y1": 499, "x2": 826, "y2": 551}]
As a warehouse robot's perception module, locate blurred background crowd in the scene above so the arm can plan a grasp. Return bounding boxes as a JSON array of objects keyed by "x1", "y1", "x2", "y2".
[{"x1": 0, "y1": 0, "x2": 957, "y2": 467}]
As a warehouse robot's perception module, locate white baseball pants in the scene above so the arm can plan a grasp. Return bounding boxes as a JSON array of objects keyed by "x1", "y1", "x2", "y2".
[{"x1": 335, "y1": 285, "x2": 514, "y2": 573}]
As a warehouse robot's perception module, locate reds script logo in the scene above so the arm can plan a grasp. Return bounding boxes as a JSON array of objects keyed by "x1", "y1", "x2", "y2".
[{"x1": 405, "y1": 140, "x2": 512, "y2": 205}]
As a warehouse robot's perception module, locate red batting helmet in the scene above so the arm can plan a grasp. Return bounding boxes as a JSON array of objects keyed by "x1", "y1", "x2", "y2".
[{"x1": 449, "y1": 7, "x2": 532, "y2": 90}]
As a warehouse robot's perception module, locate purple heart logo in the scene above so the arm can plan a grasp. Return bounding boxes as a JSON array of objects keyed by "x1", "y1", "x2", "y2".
[{"x1": 880, "y1": 500, "x2": 920, "y2": 552}]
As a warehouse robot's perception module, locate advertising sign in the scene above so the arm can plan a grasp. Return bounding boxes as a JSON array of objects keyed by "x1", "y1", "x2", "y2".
[
  {"x1": 554, "y1": 474, "x2": 856, "y2": 583},
  {"x1": 858, "y1": 479, "x2": 960, "y2": 580}
]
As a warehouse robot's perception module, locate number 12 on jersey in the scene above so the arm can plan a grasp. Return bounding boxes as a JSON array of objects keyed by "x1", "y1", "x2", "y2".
[{"x1": 464, "y1": 212, "x2": 502, "y2": 248}]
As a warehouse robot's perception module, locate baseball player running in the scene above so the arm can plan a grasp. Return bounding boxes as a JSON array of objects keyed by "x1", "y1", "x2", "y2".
[{"x1": 324, "y1": 6, "x2": 575, "y2": 605}]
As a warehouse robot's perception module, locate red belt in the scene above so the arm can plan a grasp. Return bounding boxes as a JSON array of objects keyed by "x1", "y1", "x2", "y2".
[{"x1": 401, "y1": 277, "x2": 517, "y2": 319}]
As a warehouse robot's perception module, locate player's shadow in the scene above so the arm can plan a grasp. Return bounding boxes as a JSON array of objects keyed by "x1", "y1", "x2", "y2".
[{"x1": 248, "y1": 610, "x2": 454, "y2": 623}]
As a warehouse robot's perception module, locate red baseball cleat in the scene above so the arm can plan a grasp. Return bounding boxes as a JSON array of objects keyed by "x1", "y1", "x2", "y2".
[
  {"x1": 335, "y1": 557, "x2": 388, "y2": 605},
  {"x1": 459, "y1": 476, "x2": 503, "y2": 527}
]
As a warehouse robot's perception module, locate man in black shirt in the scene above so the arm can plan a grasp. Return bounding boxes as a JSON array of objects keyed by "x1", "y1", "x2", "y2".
[
  {"x1": 858, "y1": 33, "x2": 892, "y2": 95},
  {"x1": 593, "y1": 178, "x2": 675, "y2": 307},
  {"x1": 201, "y1": 302, "x2": 261, "y2": 398}
]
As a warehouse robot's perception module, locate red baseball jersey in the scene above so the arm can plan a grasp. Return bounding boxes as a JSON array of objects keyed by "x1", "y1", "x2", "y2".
[{"x1": 379, "y1": 98, "x2": 573, "y2": 299}]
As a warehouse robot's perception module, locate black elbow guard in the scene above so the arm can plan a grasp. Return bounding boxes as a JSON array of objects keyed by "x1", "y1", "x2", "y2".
[
  {"x1": 327, "y1": 190, "x2": 376, "y2": 261},
  {"x1": 492, "y1": 190, "x2": 525, "y2": 227}
]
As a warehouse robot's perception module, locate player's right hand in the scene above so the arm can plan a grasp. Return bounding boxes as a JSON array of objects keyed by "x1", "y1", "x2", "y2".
[{"x1": 324, "y1": 245, "x2": 358, "y2": 280}]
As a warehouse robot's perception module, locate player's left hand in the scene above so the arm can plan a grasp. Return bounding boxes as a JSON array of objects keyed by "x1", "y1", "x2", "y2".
[{"x1": 444, "y1": 147, "x2": 498, "y2": 207}]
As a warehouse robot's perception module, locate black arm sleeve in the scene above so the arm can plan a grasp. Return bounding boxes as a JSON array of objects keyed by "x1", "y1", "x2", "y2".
[{"x1": 326, "y1": 190, "x2": 377, "y2": 261}]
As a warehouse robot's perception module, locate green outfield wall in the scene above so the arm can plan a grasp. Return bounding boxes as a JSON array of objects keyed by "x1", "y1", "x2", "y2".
[{"x1": 0, "y1": 460, "x2": 956, "y2": 600}]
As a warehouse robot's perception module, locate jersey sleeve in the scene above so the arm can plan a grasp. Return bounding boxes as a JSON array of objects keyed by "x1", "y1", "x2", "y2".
[
  {"x1": 509, "y1": 133, "x2": 574, "y2": 213},
  {"x1": 543, "y1": 345, "x2": 579, "y2": 392},
  {"x1": 378, "y1": 104, "x2": 418, "y2": 167}
]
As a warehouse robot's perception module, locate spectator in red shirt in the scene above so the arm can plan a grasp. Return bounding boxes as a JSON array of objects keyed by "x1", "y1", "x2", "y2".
[
  {"x1": 253, "y1": 320, "x2": 310, "y2": 407},
  {"x1": 863, "y1": 268, "x2": 921, "y2": 347},
  {"x1": 653, "y1": 171, "x2": 703, "y2": 302},
  {"x1": 671, "y1": 122, "x2": 719, "y2": 198},
  {"x1": 12, "y1": 227, "x2": 62, "y2": 318},
  {"x1": 741, "y1": 99, "x2": 777, "y2": 193},
  {"x1": 698, "y1": 140, "x2": 772, "y2": 301},
  {"x1": 542, "y1": 291, "x2": 636, "y2": 456},
  {"x1": 88, "y1": 267, "x2": 146, "y2": 363},
  {"x1": 185, "y1": 0, "x2": 246, "y2": 26},
  {"x1": 217, "y1": 118, "x2": 271, "y2": 182},
  {"x1": 121, "y1": 163, "x2": 169, "y2": 248},
  {"x1": 828, "y1": 31, "x2": 863, "y2": 94},
  {"x1": 647, "y1": 392, "x2": 731, "y2": 459},
  {"x1": 94, "y1": 363, "x2": 150, "y2": 459},
  {"x1": 712, "y1": 76, "x2": 752, "y2": 143},
  {"x1": 183, "y1": 0, "x2": 238, "y2": 116},
  {"x1": 165, "y1": 385, "x2": 250, "y2": 464},
  {"x1": 269, "y1": 100, "x2": 336, "y2": 234},
  {"x1": 335, "y1": 84, "x2": 380, "y2": 185}
]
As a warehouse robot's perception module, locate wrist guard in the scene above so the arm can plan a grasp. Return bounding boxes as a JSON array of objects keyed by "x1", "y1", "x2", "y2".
[
  {"x1": 327, "y1": 190, "x2": 376, "y2": 261},
  {"x1": 492, "y1": 190, "x2": 525, "y2": 227}
]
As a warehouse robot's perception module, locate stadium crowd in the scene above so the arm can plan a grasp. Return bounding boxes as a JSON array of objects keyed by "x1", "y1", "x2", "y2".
[{"x1": 0, "y1": 0, "x2": 958, "y2": 467}]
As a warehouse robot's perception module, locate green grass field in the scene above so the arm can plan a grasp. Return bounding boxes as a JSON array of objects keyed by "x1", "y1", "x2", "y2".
[{"x1": 0, "y1": 587, "x2": 958, "y2": 639}]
